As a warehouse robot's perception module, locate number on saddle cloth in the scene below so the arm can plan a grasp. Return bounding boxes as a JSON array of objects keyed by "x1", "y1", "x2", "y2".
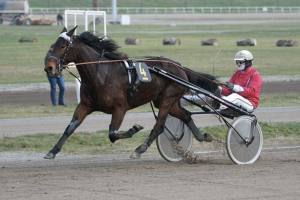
[
  {"x1": 135, "y1": 62, "x2": 152, "y2": 82},
  {"x1": 124, "y1": 61, "x2": 152, "y2": 107}
]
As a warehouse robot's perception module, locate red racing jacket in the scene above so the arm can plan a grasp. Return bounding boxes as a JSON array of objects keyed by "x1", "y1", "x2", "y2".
[{"x1": 221, "y1": 67, "x2": 263, "y2": 109}]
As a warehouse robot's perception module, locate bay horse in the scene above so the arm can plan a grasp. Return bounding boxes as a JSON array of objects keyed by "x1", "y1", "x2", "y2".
[{"x1": 44, "y1": 26, "x2": 220, "y2": 159}]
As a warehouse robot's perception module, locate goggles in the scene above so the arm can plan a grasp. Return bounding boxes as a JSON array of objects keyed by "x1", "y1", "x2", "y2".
[{"x1": 236, "y1": 60, "x2": 245, "y2": 65}]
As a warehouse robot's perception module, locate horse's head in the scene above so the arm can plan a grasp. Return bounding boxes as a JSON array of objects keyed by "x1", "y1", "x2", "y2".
[{"x1": 44, "y1": 26, "x2": 77, "y2": 75}]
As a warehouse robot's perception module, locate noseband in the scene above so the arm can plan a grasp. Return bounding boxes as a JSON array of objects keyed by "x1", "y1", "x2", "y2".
[{"x1": 48, "y1": 32, "x2": 74, "y2": 73}]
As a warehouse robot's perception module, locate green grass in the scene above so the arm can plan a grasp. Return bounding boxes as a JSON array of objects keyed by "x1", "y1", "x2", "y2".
[
  {"x1": 0, "y1": 22, "x2": 300, "y2": 84},
  {"x1": 0, "y1": 122, "x2": 299, "y2": 154}
]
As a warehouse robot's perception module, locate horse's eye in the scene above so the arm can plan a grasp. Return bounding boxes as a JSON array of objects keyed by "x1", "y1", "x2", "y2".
[{"x1": 60, "y1": 45, "x2": 65, "y2": 49}]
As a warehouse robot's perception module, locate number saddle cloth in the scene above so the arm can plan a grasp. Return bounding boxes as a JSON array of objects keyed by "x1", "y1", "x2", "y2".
[{"x1": 123, "y1": 61, "x2": 152, "y2": 106}]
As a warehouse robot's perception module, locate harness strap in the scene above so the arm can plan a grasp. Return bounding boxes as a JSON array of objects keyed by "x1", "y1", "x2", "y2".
[{"x1": 62, "y1": 58, "x2": 227, "y2": 88}]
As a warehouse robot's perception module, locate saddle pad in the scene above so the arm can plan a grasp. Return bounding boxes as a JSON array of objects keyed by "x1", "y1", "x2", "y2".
[{"x1": 135, "y1": 62, "x2": 152, "y2": 82}]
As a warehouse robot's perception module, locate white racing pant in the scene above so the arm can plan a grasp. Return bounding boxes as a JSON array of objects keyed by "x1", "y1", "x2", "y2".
[
  {"x1": 180, "y1": 94, "x2": 213, "y2": 106},
  {"x1": 181, "y1": 93, "x2": 254, "y2": 112},
  {"x1": 220, "y1": 93, "x2": 254, "y2": 112}
]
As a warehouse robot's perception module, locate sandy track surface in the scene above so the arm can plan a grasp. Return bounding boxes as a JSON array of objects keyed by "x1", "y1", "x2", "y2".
[{"x1": 1, "y1": 146, "x2": 300, "y2": 200}]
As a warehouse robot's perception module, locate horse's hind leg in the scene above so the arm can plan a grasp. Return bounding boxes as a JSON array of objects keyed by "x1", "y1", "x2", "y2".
[
  {"x1": 169, "y1": 103, "x2": 212, "y2": 142},
  {"x1": 108, "y1": 108, "x2": 144, "y2": 143},
  {"x1": 130, "y1": 98, "x2": 176, "y2": 159},
  {"x1": 44, "y1": 104, "x2": 93, "y2": 159}
]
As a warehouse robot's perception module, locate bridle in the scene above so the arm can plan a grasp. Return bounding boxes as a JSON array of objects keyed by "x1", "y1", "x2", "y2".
[{"x1": 48, "y1": 32, "x2": 74, "y2": 74}]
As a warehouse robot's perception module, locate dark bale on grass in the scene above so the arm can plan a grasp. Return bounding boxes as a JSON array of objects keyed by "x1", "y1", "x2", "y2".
[
  {"x1": 236, "y1": 39, "x2": 257, "y2": 46},
  {"x1": 125, "y1": 37, "x2": 141, "y2": 45},
  {"x1": 201, "y1": 38, "x2": 218, "y2": 46},
  {"x1": 19, "y1": 37, "x2": 38, "y2": 43},
  {"x1": 163, "y1": 37, "x2": 181, "y2": 45},
  {"x1": 276, "y1": 40, "x2": 298, "y2": 47}
]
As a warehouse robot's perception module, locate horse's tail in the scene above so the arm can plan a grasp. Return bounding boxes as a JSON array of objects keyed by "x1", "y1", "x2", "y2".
[
  {"x1": 184, "y1": 67, "x2": 219, "y2": 93},
  {"x1": 184, "y1": 67, "x2": 221, "y2": 109}
]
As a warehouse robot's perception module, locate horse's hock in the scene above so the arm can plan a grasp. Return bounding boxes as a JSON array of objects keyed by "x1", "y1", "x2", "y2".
[
  {"x1": 276, "y1": 40, "x2": 298, "y2": 47},
  {"x1": 163, "y1": 38, "x2": 181, "y2": 45},
  {"x1": 201, "y1": 38, "x2": 218, "y2": 46},
  {"x1": 236, "y1": 39, "x2": 257, "y2": 46},
  {"x1": 125, "y1": 37, "x2": 141, "y2": 45}
]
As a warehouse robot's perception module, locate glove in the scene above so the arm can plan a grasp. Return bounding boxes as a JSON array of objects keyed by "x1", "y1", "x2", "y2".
[
  {"x1": 226, "y1": 82, "x2": 234, "y2": 90},
  {"x1": 227, "y1": 82, "x2": 244, "y2": 92}
]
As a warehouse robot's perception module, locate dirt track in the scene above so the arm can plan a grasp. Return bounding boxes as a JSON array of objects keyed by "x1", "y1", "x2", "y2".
[{"x1": 1, "y1": 147, "x2": 300, "y2": 200}]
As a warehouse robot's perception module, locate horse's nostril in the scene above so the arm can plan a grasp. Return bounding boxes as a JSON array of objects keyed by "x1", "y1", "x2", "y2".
[
  {"x1": 44, "y1": 67, "x2": 53, "y2": 73},
  {"x1": 48, "y1": 67, "x2": 53, "y2": 72}
]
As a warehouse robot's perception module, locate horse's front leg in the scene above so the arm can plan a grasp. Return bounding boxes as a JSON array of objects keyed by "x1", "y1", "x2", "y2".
[
  {"x1": 44, "y1": 103, "x2": 93, "y2": 159},
  {"x1": 108, "y1": 109, "x2": 144, "y2": 143}
]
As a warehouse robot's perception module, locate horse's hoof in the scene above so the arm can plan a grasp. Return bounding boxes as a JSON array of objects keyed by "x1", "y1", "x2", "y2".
[
  {"x1": 203, "y1": 133, "x2": 213, "y2": 142},
  {"x1": 133, "y1": 124, "x2": 144, "y2": 131},
  {"x1": 44, "y1": 152, "x2": 56, "y2": 159},
  {"x1": 130, "y1": 151, "x2": 141, "y2": 159}
]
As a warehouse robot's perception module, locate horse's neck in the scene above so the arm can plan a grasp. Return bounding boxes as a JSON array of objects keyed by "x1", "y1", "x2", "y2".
[{"x1": 73, "y1": 44, "x2": 101, "y2": 80}]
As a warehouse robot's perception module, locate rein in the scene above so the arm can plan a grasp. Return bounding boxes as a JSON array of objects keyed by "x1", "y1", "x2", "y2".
[{"x1": 62, "y1": 59, "x2": 228, "y2": 88}]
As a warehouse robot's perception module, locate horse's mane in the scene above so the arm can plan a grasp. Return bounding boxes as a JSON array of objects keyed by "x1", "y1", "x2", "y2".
[{"x1": 77, "y1": 31, "x2": 128, "y2": 60}]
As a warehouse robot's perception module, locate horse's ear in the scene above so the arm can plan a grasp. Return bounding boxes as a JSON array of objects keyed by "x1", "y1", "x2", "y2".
[
  {"x1": 60, "y1": 27, "x2": 68, "y2": 34},
  {"x1": 67, "y1": 25, "x2": 78, "y2": 37}
]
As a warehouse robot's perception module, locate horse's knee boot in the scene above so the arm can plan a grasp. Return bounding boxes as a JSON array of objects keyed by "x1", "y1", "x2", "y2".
[
  {"x1": 46, "y1": 120, "x2": 81, "y2": 158},
  {"x1": 65, "y1": 120, "x2": 81, "y2": 137},
  {"x1": 127, "y1": 124, "x2": 144, "y2": 137},
  {"x1": 135, "y1": 137, "x2": 152, "y2": 155},
  {"x1": 109, "y1": 124, "x2": 119, "y2": 143},
  {"x1": 109, "y1": 130, "x2": 118, "y2": 143},
  {"x1": 109, "y1": 124, "x2": 144, "y2": 143}
]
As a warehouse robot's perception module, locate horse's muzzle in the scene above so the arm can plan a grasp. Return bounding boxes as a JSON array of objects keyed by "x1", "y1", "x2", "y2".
[{"x1": 44, "y1": 67, "x2": 53, "y2": 74}]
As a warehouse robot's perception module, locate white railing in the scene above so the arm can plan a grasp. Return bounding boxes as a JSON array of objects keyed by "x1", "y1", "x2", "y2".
[{"x1": 29, "y1": 7, "x2": 300, "y2": 15}]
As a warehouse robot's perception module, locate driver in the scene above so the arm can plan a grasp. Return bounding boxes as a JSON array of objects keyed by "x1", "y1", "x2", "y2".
[{"x1": 220, "y1": 50, "x2": 263, "y2": 112}]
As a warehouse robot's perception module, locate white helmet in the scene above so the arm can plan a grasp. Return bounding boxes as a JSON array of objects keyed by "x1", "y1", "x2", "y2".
[{"x1": 234, "y1": 50, "x2": 253, "y2": 61}]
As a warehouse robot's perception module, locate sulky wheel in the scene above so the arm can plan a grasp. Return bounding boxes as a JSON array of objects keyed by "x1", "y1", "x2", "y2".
[
  {"x1": 226, "y1": 116, "x2": 263, "y2": 165},
  {"x1": 156, "y1": 115, "x2": 193, "y2": 162}
]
